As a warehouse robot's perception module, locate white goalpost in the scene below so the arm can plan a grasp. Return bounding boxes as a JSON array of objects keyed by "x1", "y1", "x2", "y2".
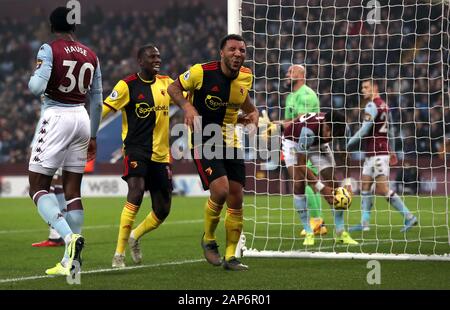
[{"x1": 229, "y1": 0, "x2": 450, "y2": 261}]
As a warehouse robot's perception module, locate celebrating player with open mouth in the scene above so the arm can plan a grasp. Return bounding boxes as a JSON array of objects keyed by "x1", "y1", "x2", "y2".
[{"x1": 168, "y1": 34, "x2": 259, "y2": 271}]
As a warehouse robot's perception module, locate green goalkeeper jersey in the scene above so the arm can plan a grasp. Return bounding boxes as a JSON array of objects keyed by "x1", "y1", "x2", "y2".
[{"x1": 284, "y1": 84, "x2": 320, "y2": 119}]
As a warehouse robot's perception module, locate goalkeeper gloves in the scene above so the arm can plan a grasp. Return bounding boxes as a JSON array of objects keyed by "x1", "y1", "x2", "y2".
[{"x1": 258, "y1": 110, "x2": 279, "y2": 142}]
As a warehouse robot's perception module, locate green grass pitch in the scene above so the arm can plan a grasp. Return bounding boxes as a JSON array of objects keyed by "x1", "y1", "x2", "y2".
[{"x1": 0, "y1": 196, "x2": 448, "y2": 290}]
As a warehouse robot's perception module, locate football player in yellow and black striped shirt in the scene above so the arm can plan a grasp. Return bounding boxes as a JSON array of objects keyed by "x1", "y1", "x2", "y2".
[
  {"x1": 102, "y1": 44, "x2": 174, "y2": 268},
  {"x1": 168, "y1": 34, "x2": 259, "y2": 271}
]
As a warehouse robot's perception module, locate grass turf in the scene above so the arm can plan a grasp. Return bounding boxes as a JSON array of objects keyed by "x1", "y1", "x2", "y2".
[{"x1": 0, "y1": 196, "x2": 448, "y2": 290}]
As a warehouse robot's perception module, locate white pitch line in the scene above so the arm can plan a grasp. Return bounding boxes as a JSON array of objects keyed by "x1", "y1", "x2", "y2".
[
  {"x1": 1, "y1": 236, "x2": 448, "y2": 284},
  {"x1": 304, "y1": 235, "x2": 449, "y2": 252},
  {"x1": 0, "y1": 258, "x2": 204, "y2": 284},
  {"x1": 250, "y1": 235, "x2": 449, "y2": 253},
  {"x1": 0, "y1": 219, "x2": 202, "y2": 235}
]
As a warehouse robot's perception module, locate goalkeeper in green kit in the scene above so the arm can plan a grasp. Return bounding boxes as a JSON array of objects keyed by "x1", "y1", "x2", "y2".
[{"x1": 260, "y1": 65, "x2": 327, "y2": 245}]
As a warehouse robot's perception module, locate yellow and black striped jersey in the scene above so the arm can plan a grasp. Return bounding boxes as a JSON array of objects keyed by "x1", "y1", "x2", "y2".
[
  {"x1": 179, "y1": 61, "x2": 253, "y2": 148},
  {"x1": 103, "y1": 73, "x2": 173, "y2": 163}
]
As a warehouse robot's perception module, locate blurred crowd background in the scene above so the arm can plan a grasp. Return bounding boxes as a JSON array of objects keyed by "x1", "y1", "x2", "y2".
[
  {"x1": 0, "y1": 0, "x2": 449, "y2": 163},
  {"x1": 0, "y1": 1, "x2": 225, "y2": 163}
]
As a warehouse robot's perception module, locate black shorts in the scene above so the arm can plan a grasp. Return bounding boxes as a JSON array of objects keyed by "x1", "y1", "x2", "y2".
[
  {"x1": 122, "y1": 151, "x2": 173, "y2": 192},
  {"x1": 191, "y1": 147, "x2": 245, "y2": 190}
]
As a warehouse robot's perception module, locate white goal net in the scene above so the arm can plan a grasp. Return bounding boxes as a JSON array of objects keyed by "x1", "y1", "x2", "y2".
[{"x1": 236, "y1": 0, "x2": 450, "y2": 261}]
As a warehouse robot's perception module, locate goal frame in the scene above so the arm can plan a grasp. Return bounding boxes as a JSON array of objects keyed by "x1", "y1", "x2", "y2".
[{"x1": 228, "y1": 0, "x2": 450, "y2": 262}]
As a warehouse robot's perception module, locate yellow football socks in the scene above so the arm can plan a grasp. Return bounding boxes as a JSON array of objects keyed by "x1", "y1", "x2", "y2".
[
  {"x1": 115, "y1": 201, "x2": 139, "y2": 255},
  {"x1": 224, "y1": 208, "x2": 243, "y2": 260},
  {"x1": 132, "y1": 211, "x2": 162, "y2": 240},
  {"x1": 204, "y1": 198, "x2": 223, "y2": 242}
]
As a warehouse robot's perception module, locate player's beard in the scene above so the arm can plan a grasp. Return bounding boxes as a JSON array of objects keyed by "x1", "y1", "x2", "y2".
[{"x1": 225, "y1": 57, "x2": 241, "y2": 76}]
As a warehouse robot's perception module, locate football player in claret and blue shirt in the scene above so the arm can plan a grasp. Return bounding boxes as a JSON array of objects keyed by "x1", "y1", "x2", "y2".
[
  {"x1": 282, "y1": 111, "x2": 359, "y2": 245},
  {"x1": 347, "y1": 79, "x2": 417, "y2": 232},
  {"x1": 27, "y1": 7, "x2": 102, "y2": 276}
]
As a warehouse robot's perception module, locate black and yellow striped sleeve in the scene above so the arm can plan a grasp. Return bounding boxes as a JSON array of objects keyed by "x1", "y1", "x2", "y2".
[
  {"x1": 102, "y1": 80, "x2": 130, "y2": 118},
  {"x1": 179, "y1": 64, "x2": 204, "y2": 92}
]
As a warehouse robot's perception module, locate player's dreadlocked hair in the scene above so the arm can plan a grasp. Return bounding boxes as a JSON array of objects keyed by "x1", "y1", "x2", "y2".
[
  {"x1": 325, "y1": 110, "x2": 347, "y2": 138},
  {"x1": 50, "y1": 7, "x2": 76, "y2": 33}
]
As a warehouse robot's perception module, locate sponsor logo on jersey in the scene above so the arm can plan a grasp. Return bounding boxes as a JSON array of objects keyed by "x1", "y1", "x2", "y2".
[
  {"x1": 205, "y1": 95, "x2": 242, "y2": 111},
  {"x1": 205, "y1": 95, "x2": 226, "y2": 110},
  {"x1": 135, "y1": 102, "x2": 169, "y2": 118}
]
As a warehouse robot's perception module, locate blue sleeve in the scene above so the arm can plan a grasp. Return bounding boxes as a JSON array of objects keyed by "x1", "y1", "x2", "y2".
[
  {"x1": 88, "y1": 59, "x2": 103, "y2": 138},
  {"x1": 28, "y1": 44, "x2": 53, "y2": 96},
  {"x1": 346, "y1": 102, "x2": 377, "y2": 150},
  {"x1": 297, "y1": 127, "x2": 316, "y2": 153},
  {"x1": 364, "y1": 101, "x2": 379, "y2": 120}
]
